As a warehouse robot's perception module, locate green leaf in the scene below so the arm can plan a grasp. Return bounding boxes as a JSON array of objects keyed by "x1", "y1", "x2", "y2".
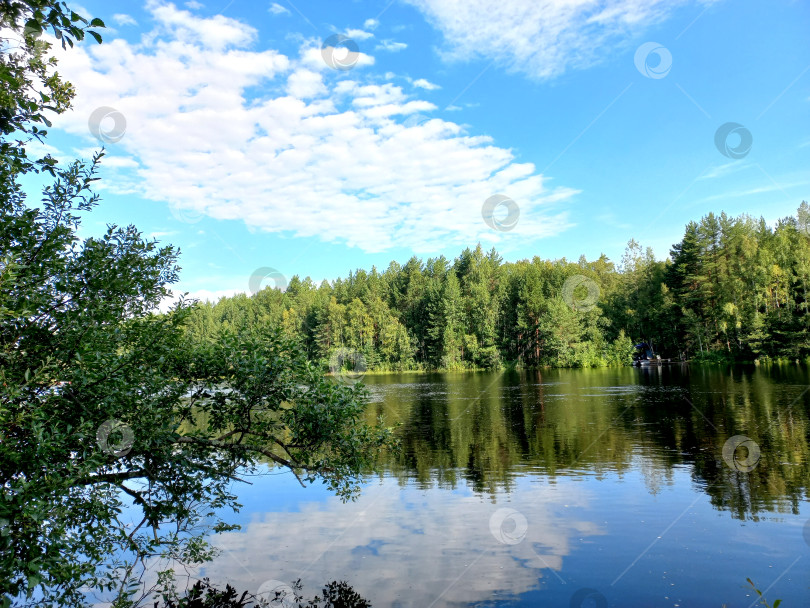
[
  {"x1": 88, "y1": 30, "x2": 103, "y2": 44},
  {"x1": 89, "y1": 18, "x2": 106, "y2": 27},
  {"x1": 0, "y1": 67, "x2": 15, "y2": 85},
  {"x1": 23, "y1": 19, "x2": 43, "y2": 36}
]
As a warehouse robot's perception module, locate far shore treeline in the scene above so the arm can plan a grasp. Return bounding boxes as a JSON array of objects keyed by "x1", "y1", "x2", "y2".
[{"x1": 184, "y1": 204, "x2": 810, "y2": 369}]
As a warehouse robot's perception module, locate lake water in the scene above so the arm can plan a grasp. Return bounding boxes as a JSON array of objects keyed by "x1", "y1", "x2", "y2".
[{"x1": 192, "y1": 365, "x2": 810, "y2": 607}]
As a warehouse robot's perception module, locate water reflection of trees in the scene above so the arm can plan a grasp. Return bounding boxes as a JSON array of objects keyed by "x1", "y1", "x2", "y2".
[{"x1": 364, "y1": 365, "x2": 810, "y2": 519}]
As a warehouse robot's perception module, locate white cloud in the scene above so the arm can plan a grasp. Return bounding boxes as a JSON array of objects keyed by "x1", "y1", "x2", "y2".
[
  {"x1": 98, "y1": 155, "x2": 140, "y2": 169},
  {"x1": 285, "y1": 68, "x2": 326, "y2": 98},
  {"x1": 404, "y1": 0, "x2": 707, "y2": 79},
  {"x1": 148, "y1": 477, "x2": 603, "y2": 606},
  {"x1": 24, "y1": 140, "x2": 67, "y2": 163},
  {"x1": 52, "y1": 2, "x2": 575, "y2": 254},
  {"x1": 363, "y1": 18, "x2": 380, "y2": 30},
  {"x1": 300, "y1": 43, "x2": 375, "y2": 72},
  {"x1": 147, "y1": 1, "x2": 256, "y2": 50},
  {"x1": 112, "y1": 14, "x2": 137, "y2": 26},
  {"x1": 344, "y1": 28, "x2": 374, "y2": 41},
  {"x1": 268, "y1": 2, "x2": 290, "y2": 16},
  {"x1": 413, "y1": 77, "x2": 440, "y2": 90},
  {"x1": 375, "y1": 39, "x2": 407, "y2": 52},
  {"x1": 184, "y1": 0, "x2": 203, "y2": 9}
]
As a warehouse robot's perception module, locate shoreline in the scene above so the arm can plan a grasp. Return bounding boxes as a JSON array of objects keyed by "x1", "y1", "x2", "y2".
[{"x1": 325, "y1": 356, "x2": 810, "y2": 378}]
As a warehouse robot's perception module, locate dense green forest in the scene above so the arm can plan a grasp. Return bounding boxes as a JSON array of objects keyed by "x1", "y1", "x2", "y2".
[{"x1": 184, "y1": 204, "x2": 810, "y2": 370}]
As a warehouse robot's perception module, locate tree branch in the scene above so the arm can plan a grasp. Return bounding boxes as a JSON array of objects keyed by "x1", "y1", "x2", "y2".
[
  {"x1": 173, "y1": 436, "x2": 331, "y2": 474},
  {"x1": 75, "y1": 470, "x2": 148, "y2": 485}
]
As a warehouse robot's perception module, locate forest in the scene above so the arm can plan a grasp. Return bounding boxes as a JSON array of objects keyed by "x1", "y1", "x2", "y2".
[{"x1": 184, "y1": 203, "x2": 810, "y2": 370}]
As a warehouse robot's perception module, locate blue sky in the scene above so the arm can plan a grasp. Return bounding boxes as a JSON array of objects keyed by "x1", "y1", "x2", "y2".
[{"x1": 33, "y1": 0, "x2": 810, "y2": 302}]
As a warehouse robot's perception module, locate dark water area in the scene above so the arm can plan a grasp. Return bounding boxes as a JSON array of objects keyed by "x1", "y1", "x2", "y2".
[{"x1": 191, "y1": 364, "x2": 810, "y2": 607}]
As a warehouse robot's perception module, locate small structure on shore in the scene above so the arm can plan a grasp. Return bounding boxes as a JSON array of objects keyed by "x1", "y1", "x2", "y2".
[{"x1": 632, "y1": 342, "x2": 680, "y2": 366}]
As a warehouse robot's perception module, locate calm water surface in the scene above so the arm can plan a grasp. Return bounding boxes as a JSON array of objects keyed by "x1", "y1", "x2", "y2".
[{"x1": 195, "y1": 365, "x2": 810, "y2": 607}]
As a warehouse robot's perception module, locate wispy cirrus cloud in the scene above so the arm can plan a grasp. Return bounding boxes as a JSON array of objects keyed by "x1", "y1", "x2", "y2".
[
  {"x1": 268, "y1": 3, "x2": 290, "y2": 16},
  {"x1": 375, "y1": 39, "x2": 407, "y2": 52},
  {"x1": 698, "y1": 160, "x2": 755, "y2": 180},
  {"x1": 692, "y1": 180, "x2": 810, "y2": 205},
  {"x1": 404, "y1": 0, "x2": 712, "y2": 79}
]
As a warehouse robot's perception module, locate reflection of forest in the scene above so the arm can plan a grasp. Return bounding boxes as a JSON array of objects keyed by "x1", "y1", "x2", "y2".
[{"x1": 363, "y1": 365, "x2": 810, "y2": 520}]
